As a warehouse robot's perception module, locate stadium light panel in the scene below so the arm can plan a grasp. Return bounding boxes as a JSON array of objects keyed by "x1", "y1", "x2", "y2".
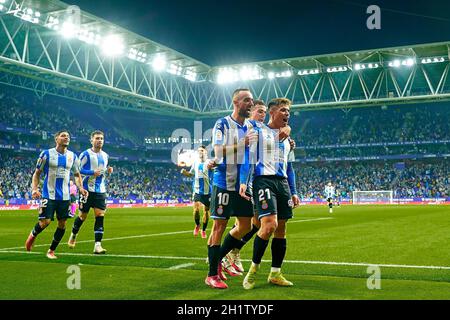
[
  {"x1": 184, "y1": 69, "x2": 197, "y2": 82},
  {"x1": 268, "y1": 70, "x2": 293, "y2": 78},
  {"x1": 168, "y1": 63, "x2": 183, "y2": 76},
  {"x1": 354, "y1": 63, "x2": 379, "y2": 71},
  {"x1": 388, "y1": 58, "x2": 415, "y2": 68},
  {"x1": 46, "y1": 16, "x2": 60, "y2": 30},
  {"x1": 128, "y1": 48, "x2": 147, "y2": 63},
  {"x1": 151, "y1": 55, "x2": 166, "y2": 71},
  {"x1": 101, "y1": 34, "x2": 125, "y2": 57},
  {"x1": 0, "y1": 4, "x2": 3, "y2": 11},
  {"x1": 327, "y1": 66, "x2": 348, "y2": 73},
  {"x1": 421, "y1": 57, "x2": 445, "y2": 64}
]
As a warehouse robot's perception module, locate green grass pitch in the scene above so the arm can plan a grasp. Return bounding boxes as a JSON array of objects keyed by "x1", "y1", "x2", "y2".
[{"x1": 1, "y1": 205, "x2": 450, "y2": 300}]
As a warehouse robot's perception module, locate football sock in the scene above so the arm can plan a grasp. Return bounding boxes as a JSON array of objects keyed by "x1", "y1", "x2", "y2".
[
  {"x1": 94, "y1": 216, "x2": 104, "y2": 242},
  {"x1": 236, "y1": 224, "x2": 259, "y2": 250},
  {"x1": 194, "y1": 209, "x2": 200, "y2": 226},
  {"x1": 202, "y1": 211, "x2": 209, "y2": 231},
  {"x1": 219, "y1": 233, "x2": 242, "y2": 260},
  {"x1": 71, "y1": 216, "x2": 84, "y2": 236},
  {"x1": 271, "y1": 238, "x2": 287, "y2": 268},
  {"x1": 252, "y1": 235, "x2": 269, "y2": 264},
  {"x1": 49, "y1": 227, "x2": 65, "y2": 251},
  {"x1": 31, "y1": 222, "x2": 45, "y2": 237},
  {"x1": 207, "y1": 245, "x2": 221, "y2": 277}
]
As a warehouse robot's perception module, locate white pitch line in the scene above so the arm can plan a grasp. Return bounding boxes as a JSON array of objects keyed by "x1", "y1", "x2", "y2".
[
  {"x1": 0, "y1": 229, "x2": 194, "y2": 251},
  {"x1": 168, "y1": 263, "x2": 196, "y2": 270},
  {"x1": 0, "y1": 218, "x2": 331, "y2": 252},
  {"x1": 289, "y1": 217, "x2": 334, "y2": 224},
  {"x1": 2, "y1": 250, "x2": 450, "y2": 271}
]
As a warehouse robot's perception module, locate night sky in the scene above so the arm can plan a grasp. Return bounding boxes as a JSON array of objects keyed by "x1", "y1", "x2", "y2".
[{"x1": 66, "y1": 0, "x2": 450, "y2": 66}]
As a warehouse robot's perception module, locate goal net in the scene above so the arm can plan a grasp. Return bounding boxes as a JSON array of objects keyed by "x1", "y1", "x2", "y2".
[{"x1": 352, "y1": 190, "x2": 393, "y2": 205}]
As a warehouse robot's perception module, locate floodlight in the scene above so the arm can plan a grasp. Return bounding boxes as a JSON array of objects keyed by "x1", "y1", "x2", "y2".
[
  {"x1": 217, "y1": 68, "x2": 238, "y2": 84},
  {"x1": 403, "y1": 58, "x2": 415, "y2": 66},
  {"x1": 60, "y1": 21, "x2": 77, "y2": 38},
  {"x1": 101, "y1": 34, "x2": 125, "y2": 57},
  {"x1": 152, "y1": 55, "x2": 166, "y2": 71},
  {"x1": 267, "y1": 72, "x2": 275, "y2": 79}
]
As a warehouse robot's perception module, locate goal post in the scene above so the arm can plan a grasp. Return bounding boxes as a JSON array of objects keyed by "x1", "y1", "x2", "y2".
[{"x1": 352, "y1": 190, "x2": 394, "y2": 205}]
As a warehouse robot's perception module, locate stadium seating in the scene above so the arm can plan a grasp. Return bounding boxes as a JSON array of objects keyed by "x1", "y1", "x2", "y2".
[{"x1": 0, "y1": 89, "x2": 448, "y2": 201}]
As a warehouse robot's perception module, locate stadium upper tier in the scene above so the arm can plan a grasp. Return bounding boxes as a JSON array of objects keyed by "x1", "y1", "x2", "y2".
[{"x1": 0, "y1": 0, "x2": 449, "y2": 115}]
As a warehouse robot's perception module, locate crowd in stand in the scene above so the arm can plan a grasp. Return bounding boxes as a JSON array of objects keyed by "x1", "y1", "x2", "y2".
[
  {"x1": 290, "y1": 104, "x2": 450, "y2": 146},
  {"x1": 293, "y1": 161, "x2": 449, "y2": 199},
  {"x1": 0, "y1": 93, "x2": 129, "y2": 146},
  {"x1": 1, "y1": 150, "x2": 447, "y2": 201},
  {"x1": 1, "y1": 90, "x2": 449, "y2": 202}
]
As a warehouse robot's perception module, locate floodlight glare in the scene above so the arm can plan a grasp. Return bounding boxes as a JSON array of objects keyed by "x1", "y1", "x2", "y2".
[
  {"x1": 268, "y1": 72, "x2": 275, "y2": 79},
  {"x1": 217, "y1": 68, "x2": 238, "y2": 84},
  {"x1": 152, "y1": 55, "x2": 166, "y2": 71},
  {"x1": 403, "y1": 58, "x2": 415, "y2": 66},
  {"x1": 239, "y1": 66, "x2": 261, "y2": 81},
  {"x1": 101, "y1": 34, "x2": 125, "y2": 57},
  {"x1": 60, "y1": 21, "x2": 77, "y2": 38}
]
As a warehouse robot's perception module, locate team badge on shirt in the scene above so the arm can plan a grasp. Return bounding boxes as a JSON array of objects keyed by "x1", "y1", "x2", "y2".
[
  {"x1": 217, "y1": 206, "x2": 223, "y2": 215},
  {"x1": 261, "y1": 200, "x2": 268, "y2": 210}
]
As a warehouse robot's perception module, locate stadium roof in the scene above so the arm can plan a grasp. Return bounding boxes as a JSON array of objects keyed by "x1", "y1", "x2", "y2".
[
  {"x1": 10, "y1": 0, "x2": 211, "y2": 74},
  {"x1": 0, "y1": 0, "x2": 449, "y2": 117}
]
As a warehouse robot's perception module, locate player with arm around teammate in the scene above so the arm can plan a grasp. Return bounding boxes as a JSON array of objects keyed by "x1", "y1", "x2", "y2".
[{"x1": 239, "y1": 98, "x2": 300, "y2": 289}]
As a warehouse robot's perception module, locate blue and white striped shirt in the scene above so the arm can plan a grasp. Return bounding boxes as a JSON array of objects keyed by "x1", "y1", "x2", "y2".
[
  {"x1": 189, "y1": 159, "x2": 212, "y2": 195},
  {"x1": 212, "y1": 115, "x2": 256, "y2": 192},
  {"x1": 241, "y1": 124, "x2": 298, "y2": 195},
  {"x1": 325, "y1": 185, "x2": 335, "y2": 198},
  {"x1": 79, "y1": 149, "x2": 109, "y2": 193},
  {"x1": 36, "y1": 148, "x2": 80, "y2": 201}
]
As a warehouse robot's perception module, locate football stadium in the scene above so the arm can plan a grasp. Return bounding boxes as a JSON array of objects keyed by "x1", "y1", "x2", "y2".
[{"x1": 0, "y1": 0, "x2": 449, "y2": 304}]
